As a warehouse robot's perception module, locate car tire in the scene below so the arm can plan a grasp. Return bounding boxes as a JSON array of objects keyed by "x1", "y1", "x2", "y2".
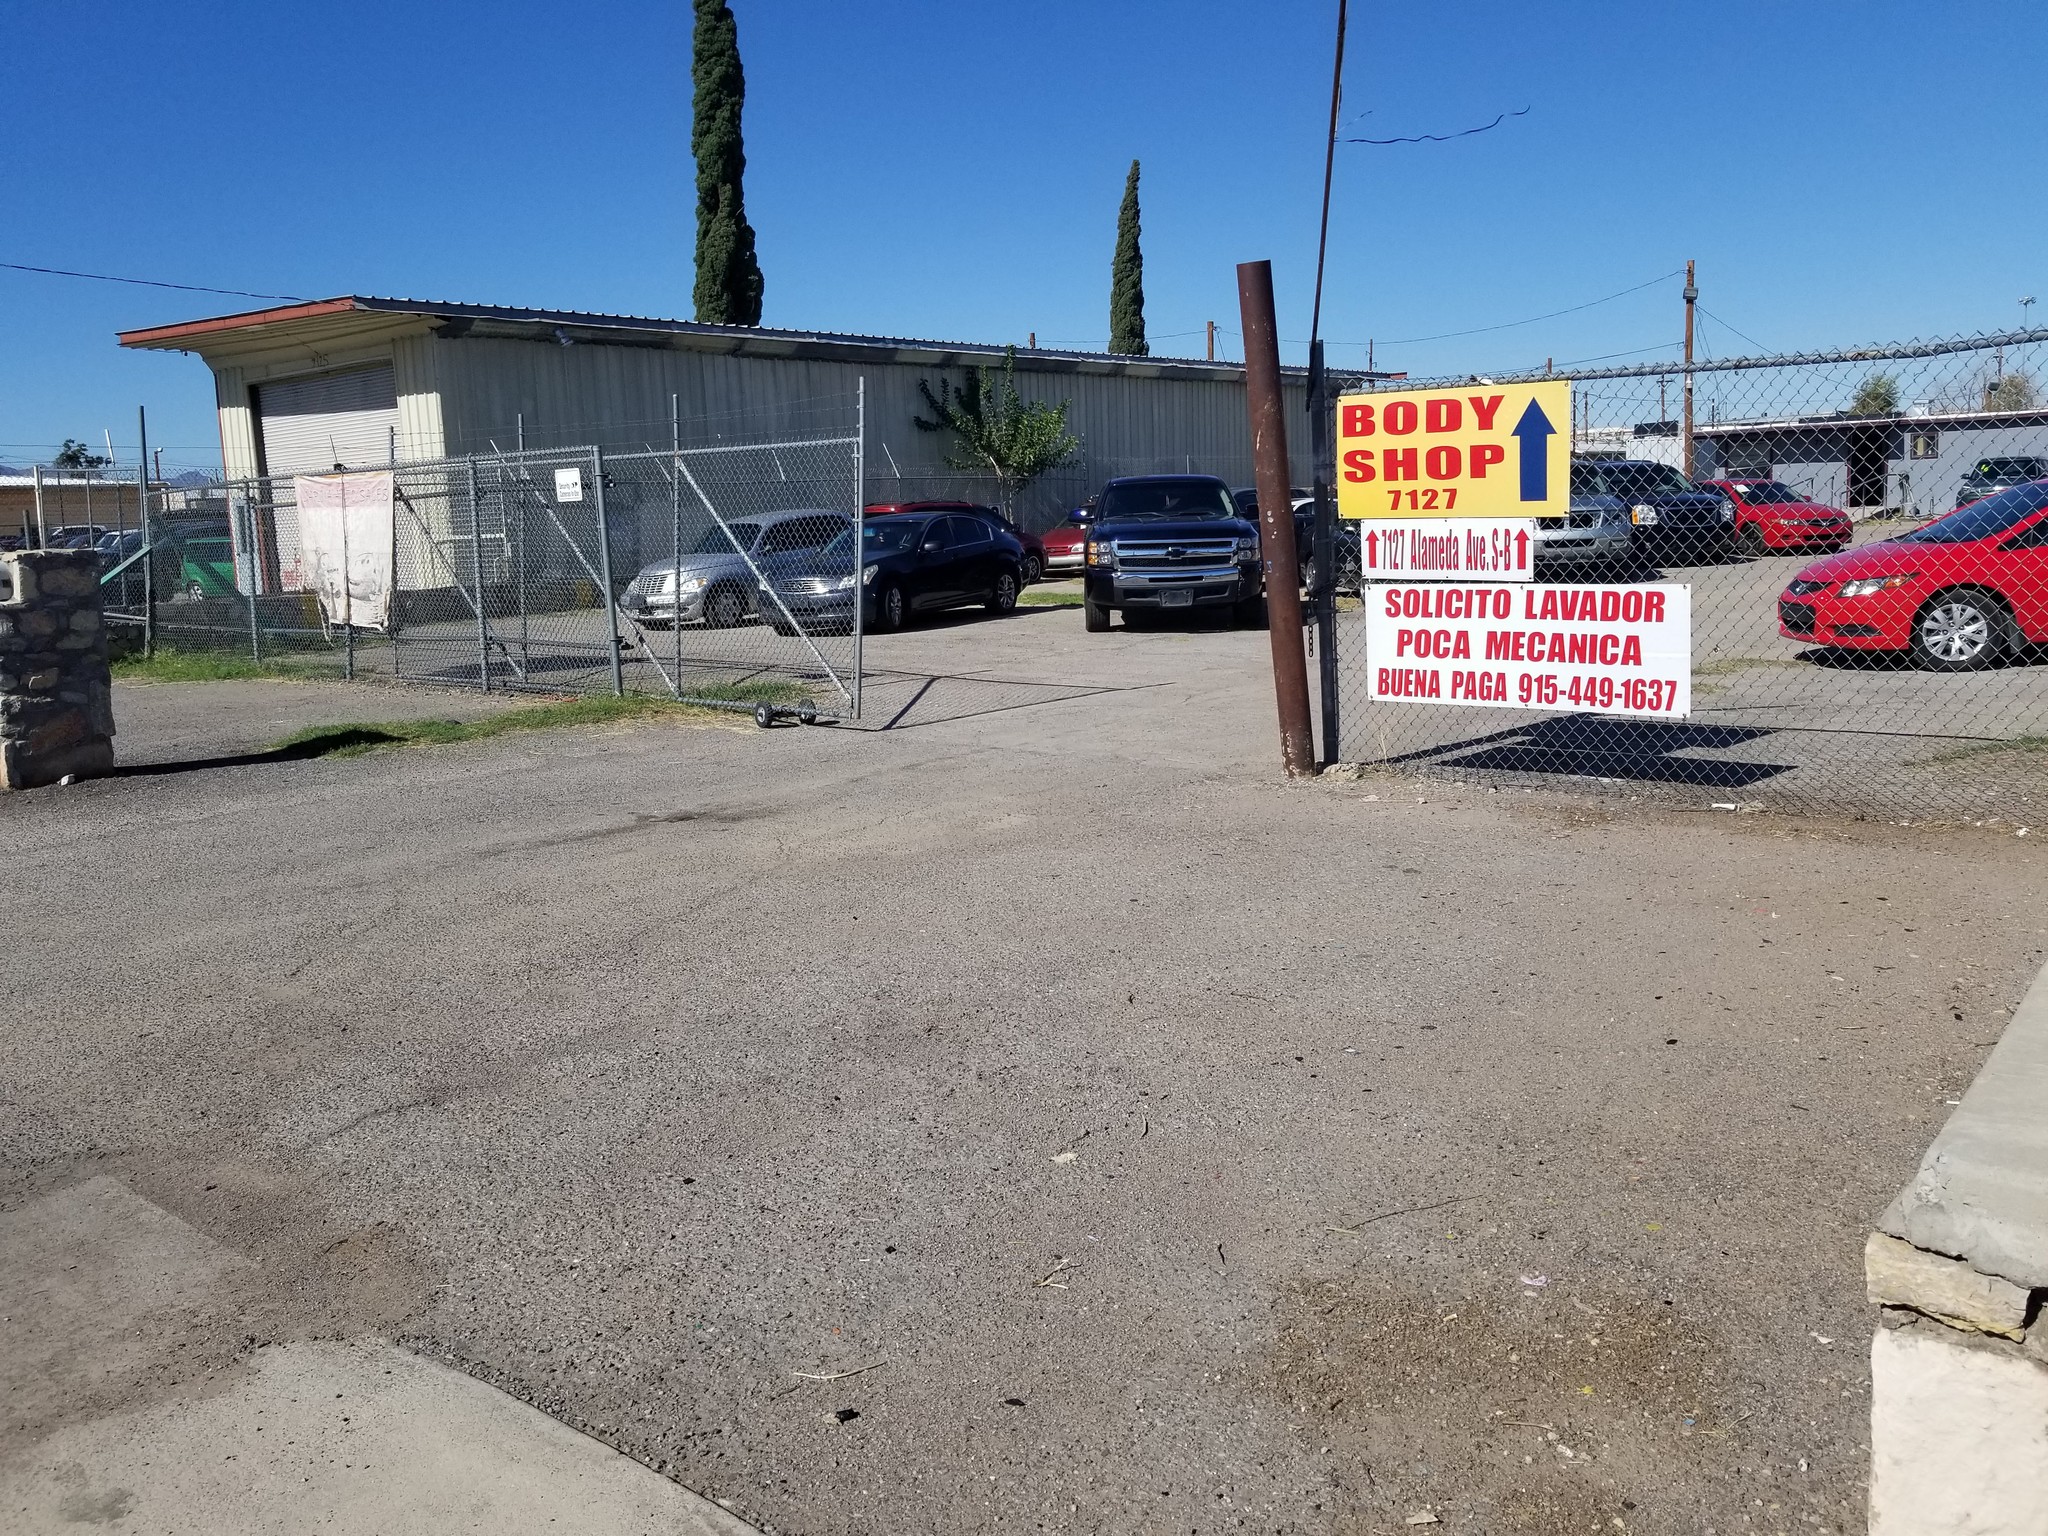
[
  {"x1": 705, "y1": 584, "x2": 747, "y2": 629},
  {"x1": 1738, "y1": 523, "x2": 1766, "y2": 556},
  {"x1": 1913, "y1": 587, "x2": 2013, "y2": 672},
  {"x1": 874, "y1": 581, "x2": 908, "y2": 633},
  {"x1": 987, "y1": 569, "x2": 1020, "y2": 614},
  {"x1": 1021, "y1": 553, "x2": 1042, "y2": 585},
  {"x1": 1083, "y1": 593, "x2": 1111, "y2": 632}
]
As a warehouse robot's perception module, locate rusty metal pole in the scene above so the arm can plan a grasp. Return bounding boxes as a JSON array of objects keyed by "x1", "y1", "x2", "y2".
[
  {"x1": 1682, "y1": 259, "x2": 1697, "y2": 478},
  {"x1": 1237, "y1": 260, "x2": 1316, "y2": 778}
]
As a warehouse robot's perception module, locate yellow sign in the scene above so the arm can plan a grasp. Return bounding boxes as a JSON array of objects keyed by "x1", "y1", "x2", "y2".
[{"x1": 1335, "y1": 379, "x2": 1571, "y2": 520}]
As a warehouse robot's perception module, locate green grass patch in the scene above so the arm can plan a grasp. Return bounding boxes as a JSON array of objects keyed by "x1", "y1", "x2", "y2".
[
  {"x1": 679, "y1": 679, "x2": 813, "y2": 706},
  {"x1": 1691, "y1": 656, "x2": 1810, "y2": 678},
  {"x1": 1018, "y1": 591, "x2": 1083, "y2": 607},
  {"x1": 267, "y1": 694, "x2": 739, "y2": 760},
  {"x1": 113, "y1": 646, "x2": 316, "y2": 683},
  {"x1": 1911, "y1": 734, "x2": 2048, "y2": 767}
]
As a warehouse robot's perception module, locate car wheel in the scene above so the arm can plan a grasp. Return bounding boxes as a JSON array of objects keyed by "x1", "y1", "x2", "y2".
[
  {"x1": 1738, "y1": 523, "x2": 1766, "y2": 556},
  {"x1": 1914, "y1": 588, "x2": 2012, "y2": 672},
  {"x1": 987, "y1": 569, "x2": 1020, "y2": 614},
  {"x1": 1083, "y1": 592, "x2": 1111, "y2": 632},
  {"x1": 705, "y1": 584, "x2": 747, "y2": 629},
  {"x1": 1021, "y1": 553, "x2": 1042, "y2": 584},
  {"x1": 874, "y1": 581, "x2": 907, "y2": 632}
]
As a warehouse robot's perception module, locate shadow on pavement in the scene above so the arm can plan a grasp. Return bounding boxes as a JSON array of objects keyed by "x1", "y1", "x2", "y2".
[{"x1": 1377, "y1": 715, "x2": 1798, "y2": 789}]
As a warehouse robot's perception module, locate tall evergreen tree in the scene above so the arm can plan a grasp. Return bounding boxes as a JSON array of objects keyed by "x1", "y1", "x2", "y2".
[
  {"x1": 1109, "y1": 159, "x2": 1147, "y2": 356},
  {"x1": 691, "y1": 0, "x2": 764, "y2": 326}
]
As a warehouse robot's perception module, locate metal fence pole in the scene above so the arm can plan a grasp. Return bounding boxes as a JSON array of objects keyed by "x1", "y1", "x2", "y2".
[
  {"x1": 853, "y1": 377, "x2": 865, "y2": 719},
  {"x1": 136, "y1": 406, "x2": 155, "y2": 658},
  {"x1": 32, "y1": 465, "x2": 45, "y2": 548},
  {"x1": 241, "y1": 495, "x2": 263, "y2": 664},
  {"x1": 670, "y1": 394, "x2": 683, "y2": 699},
  {"x1": 466, "y1": 457, "x2": 490, "y2": 691},
  {"x1": 590, "y1": 446, "x2": 624, "y2": 697},
  {"x1": 1307, "y1": 341, "x2": 1338, "y2": 763}
]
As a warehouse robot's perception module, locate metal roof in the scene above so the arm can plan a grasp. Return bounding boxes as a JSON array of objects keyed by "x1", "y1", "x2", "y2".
[{"x1": 117, "y1": 295, "x2": 1378, "y2": 385}]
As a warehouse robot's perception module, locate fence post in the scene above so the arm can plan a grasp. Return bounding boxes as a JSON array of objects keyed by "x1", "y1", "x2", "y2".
[
  {"x1": 241, "y1": 494, "x2": 262, "y2": 664},
  {"x1": 590, "y1": 446, "x2": 624, "y2": 697},
  {"x1": 31, "y1": 465, "x2": 45, "y2": 549},
  {"x1": 136, "y1": 407, "x2": 155, "y2": 659},
  {"x1": 853, "y1": 376, "x2": 865, "y2": 719},
  {"x1": 466, "y1": 457, "x2": 490, "y2": 692},
  {"x1": 670, "y1": 395, "x2": 684, "y2": 699}
]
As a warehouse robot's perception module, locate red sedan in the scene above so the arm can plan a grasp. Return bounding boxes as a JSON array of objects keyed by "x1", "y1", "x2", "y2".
[
  {"x1": 1040, "y1": 510, "x2": 1090, "y2": 574},
  {"x1": 864, "y1": 500, "x2": 1047, "y2": 583},
  {"x1": 1777, "y1": 482, "x2": 2048, "y2": 669},
  {"x1": 1699, "y1": 478, "x2": 1852, "y2": 554}
]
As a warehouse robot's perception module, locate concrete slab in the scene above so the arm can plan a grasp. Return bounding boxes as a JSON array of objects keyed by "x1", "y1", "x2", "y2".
[
  {"x1": 0, "y1": 1179, "x2": 759, "y2": 1536},
  {"x1": 1870, "y1": 1321, "x2": 2048, "y2": 1536},
  {"x1": 1882, "y1": 955, "x2": 2048, "y2": 1289}
]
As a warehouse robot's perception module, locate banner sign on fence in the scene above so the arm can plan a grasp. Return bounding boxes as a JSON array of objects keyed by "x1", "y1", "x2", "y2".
[
  {"x1": 295, "y1": 471, "x2": 395, "y2": 632},
  {"x1": 1356, "y1": 517, "x2": 1538, "y2": 582},
  {"x1": 1365, "y1": 581, "x2": 1691, "y2": 718},
  {"x1": 1337, "y1": 380, "x2": 1571, "y2": 521}
]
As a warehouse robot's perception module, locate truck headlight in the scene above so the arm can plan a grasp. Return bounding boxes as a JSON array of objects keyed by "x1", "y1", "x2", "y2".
[
  {"x1": 1235, "y1": 536, "x2": 1259, "y2": 559},
  {"x1": 1630, "y1": 504, "x2": 1658, "y2": 525},
  {"x1": 1086, "y1": 542, "x2": 1115, "y2": 569}
]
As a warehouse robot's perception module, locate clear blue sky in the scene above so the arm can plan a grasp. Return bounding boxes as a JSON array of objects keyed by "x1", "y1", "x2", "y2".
[{"x1": 3, "y1": 0, "x2": 2042, "y2": 469}]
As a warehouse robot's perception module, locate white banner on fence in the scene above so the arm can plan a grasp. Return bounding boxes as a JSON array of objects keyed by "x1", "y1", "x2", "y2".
[
  {"x1": 1365, "y1": 581, "x2": 1692, "y2": 718},
  {"x1": 295, "y1": 471, "x2": 395, "y2": 632}
]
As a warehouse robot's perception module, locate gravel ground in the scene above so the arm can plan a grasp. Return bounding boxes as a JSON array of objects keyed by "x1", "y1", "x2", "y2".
[{"x1": 3, "y1": 611, "x2": 2042, "y2": 1535}]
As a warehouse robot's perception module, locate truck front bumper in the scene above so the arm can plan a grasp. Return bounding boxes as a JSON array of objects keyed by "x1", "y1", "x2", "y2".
[{"x1": 1087, "y1": 563, "x2": 1260, "y2": 611}]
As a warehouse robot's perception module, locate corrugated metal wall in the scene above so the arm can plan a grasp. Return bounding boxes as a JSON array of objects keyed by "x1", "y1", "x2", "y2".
[{"x1": 431, "y1": 335, "x2": 1310, "y2": 529}]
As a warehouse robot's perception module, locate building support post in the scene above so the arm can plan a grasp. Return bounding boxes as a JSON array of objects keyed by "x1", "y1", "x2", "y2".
[{"x1": 1236, "y1": 259, "x2": 1316, "y2": 779}]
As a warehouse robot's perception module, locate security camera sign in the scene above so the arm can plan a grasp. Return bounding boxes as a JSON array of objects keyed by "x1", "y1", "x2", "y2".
[
  {"x1": 1366, "y1": 580, "x2": 1692, "y2": 717},
  {"x1": 1337, "y1": 380, "x2": 1571, "y2": 521}
]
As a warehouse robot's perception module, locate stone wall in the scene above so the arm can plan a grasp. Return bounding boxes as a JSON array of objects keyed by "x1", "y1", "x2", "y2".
[{"x1": 0, "y1": 549, "x2": 115, "y2": 789}]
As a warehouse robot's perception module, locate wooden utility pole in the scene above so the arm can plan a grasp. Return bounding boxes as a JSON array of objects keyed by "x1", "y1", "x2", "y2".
[
  {"x1": 1682, "y1": 260, "x2": 1698, "y2": 478},
  {"x1": 1206, "y1": 320, "x2": 1216, "y2": 361},
  {"x1": 1236, "y1": 260, "x2": 1315, "y2": 778}
]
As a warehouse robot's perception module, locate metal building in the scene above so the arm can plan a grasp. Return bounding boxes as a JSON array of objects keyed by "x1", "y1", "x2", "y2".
[{"x1": 119, "y1": 297, "x2": 1324, "y2": 526}]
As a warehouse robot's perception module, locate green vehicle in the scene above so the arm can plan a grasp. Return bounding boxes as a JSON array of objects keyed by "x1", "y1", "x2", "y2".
[{"x1": 172, "y1": 532, "x2": 235, "y2": 598}]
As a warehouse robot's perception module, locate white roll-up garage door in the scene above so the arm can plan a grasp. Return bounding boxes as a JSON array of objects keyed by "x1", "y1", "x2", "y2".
[{"x1": 256, "y1": 365, "x2": 399, "y2": 478}]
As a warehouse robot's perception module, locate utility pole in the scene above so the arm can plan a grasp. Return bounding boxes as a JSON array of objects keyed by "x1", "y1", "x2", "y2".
[
  {"x1": 1682, "y1": 260, "x2": 1697, "y2": 478},
  {"x1": 1206, "y1": 320, "x2": 1216, "y2": 361},
  {"x1": 1236, "y1": 259, "x2": 1314, "y2": 779}
]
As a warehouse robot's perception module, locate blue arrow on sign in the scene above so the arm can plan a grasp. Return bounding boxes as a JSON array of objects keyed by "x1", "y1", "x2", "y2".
[{"x1": 1513, "y1": 396, "x2": 1555, "y2": 502}]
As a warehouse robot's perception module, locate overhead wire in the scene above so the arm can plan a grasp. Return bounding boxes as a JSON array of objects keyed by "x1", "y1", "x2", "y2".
[{"x1": 0, "y1": 259, "x2": 308, "y2": 302}]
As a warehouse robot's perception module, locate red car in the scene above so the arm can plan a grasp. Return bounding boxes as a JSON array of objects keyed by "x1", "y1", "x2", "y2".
[
  {"x1": 864, "y1": 500, "x2": 1047, "y2": 583},
  {"x1": 1699, "y1": 478, "x2": 1852, "y2": 554},
  {"x1": 1040, "y1": 509, "x2": 1090, "y2": 574},
  {"x1": 1777, "y1": 482, "x2": 2048, "y2": 670}
]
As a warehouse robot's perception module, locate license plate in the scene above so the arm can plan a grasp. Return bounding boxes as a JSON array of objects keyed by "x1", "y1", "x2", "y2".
[{"x1": 1161, "y1": 588, "x2": 1194, "y2": 608}]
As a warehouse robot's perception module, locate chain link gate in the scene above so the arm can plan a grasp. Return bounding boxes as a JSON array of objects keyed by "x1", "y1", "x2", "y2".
[
  {"x1": 132, "y1": 429, "x2": 866, "y2": 722},
  {"x1": 1321, "y1": 328, "x2": 2048, "y2": 821}
]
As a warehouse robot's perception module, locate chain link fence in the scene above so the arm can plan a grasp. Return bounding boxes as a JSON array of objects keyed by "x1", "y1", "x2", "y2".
[
  {"x1": 1328, "y1": 328, "x2": 2048, "y2": 819},
  {"x1": 122, "y1": 432, "x2": 866, "y2": 720}
]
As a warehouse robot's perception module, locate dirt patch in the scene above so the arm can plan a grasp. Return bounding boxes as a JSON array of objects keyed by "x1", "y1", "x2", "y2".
[{"x1": 1257, "y1": 1270, "x2": 1776, "y2": 1534}]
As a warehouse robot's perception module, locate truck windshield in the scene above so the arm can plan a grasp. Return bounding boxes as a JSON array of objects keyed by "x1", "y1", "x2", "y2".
[
  {"x1": 1601, "y1": 464, "x2": 1696, "y2": 499},
  {"x1": 1097, "y1": 481, "x2": 1236, "y2": 521}
]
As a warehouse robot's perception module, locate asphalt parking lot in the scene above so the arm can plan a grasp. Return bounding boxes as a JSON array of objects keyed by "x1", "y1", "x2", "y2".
[{"x1": 5, "y1": 604, "x2": 2045, "y2": 1534}]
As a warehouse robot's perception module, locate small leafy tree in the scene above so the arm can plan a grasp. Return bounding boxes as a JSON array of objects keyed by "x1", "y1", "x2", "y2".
[
  {"x1": 914, "y1": 348, "x2": 1080, "y2": 513},
  {"x1": 52, "y1": 439, "x2": 110, "y2": 468},
  {"x1": 1986, "y1": 373, "x2": 2037, "y2": 411},
  {"x1": 1849, "y1": 373, "x2": 1900, "y2": 416}
]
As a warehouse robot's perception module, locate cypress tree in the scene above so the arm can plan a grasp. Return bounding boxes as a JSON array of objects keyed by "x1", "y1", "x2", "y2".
[
  {"x1": 691, "y1": 0, "x2": 764, "y2": 326},
  {"x1": 1108, "y1": 159, "x2": 1147, "y2": 356}
]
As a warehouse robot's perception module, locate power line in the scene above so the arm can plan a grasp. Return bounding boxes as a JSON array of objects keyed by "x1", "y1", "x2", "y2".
[
  {"x1": 1342, "y1": 106, "x2": 1530, "y2": 146},
  {"x1": 1697, "y1": 304, "x2": 1768, "y2": 353},
  {"x1": 1356, "y1": 269, "x2": 1686, "y2": 348},
  {"x1": 0, "y1": 260, "x2": 307, "y2": 302}
]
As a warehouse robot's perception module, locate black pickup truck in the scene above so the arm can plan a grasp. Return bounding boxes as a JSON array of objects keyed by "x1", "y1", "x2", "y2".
[{"x1": 1082, "y1": 474, "x2": 1265, "y2": 632}]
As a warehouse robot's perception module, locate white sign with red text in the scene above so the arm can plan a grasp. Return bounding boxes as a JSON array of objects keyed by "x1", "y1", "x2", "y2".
[
  {"x1": 1356, "y1": 517, "x2": 1537, "y2": 582},
  {"x1": 1365, "y1": 581, "x2": 1692, "y2": 718}
]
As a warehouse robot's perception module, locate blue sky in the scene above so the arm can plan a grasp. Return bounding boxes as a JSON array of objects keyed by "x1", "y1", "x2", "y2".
[{"x1": 3, "y1": 0, "x2": 2043, "y2": 469}]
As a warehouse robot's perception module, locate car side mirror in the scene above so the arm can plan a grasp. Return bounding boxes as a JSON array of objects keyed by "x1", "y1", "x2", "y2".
[{"x1": 922, "y1": 539, "x2": 942, "y2": 554}]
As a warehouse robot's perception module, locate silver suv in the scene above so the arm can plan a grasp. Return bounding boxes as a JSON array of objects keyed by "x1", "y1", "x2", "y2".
[{"x1": 620, "y1": 510, "x2": 850, "y2": 628}]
